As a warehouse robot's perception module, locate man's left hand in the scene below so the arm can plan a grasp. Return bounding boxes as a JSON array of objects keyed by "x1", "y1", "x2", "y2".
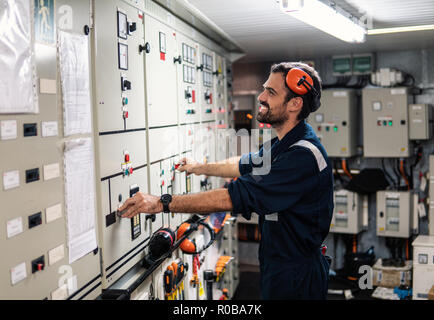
[{"x1": 117, "y1": 192, "x2": 163, "y2": 218}]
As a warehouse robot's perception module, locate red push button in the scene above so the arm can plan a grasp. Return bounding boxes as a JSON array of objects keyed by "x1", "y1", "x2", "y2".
[
  {"x1": 125, "y1": 154, "x2": 130, "y2": 162},
  {"x1": 129, "y1": 167, "x2": 133, "y2": 174}
]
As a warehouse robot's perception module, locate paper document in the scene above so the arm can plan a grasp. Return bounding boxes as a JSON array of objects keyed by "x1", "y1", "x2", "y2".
[
  {"x1": 64, "y1": 138, "x2": 97, "y2": 263},
  {"x1": 0, "y1": 0, "x2": 38, "y2": 113},
  {"x1": 58, "y1": 31, "x2": 92, "y2": 136}
]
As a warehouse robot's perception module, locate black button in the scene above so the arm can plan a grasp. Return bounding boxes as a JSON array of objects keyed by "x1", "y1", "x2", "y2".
[
  {"x1": 26, "y1": 168, "x2": 40, "y2": 183},
  {"x1": 118, "y1": 194, "x2": 122, "y2": 202},
  {"x1": 401, "y1": 120, "x2": 406, "y2": 125},
  {"x1": 342, "y1": 121, "x2": 347, "y2": 126},
  {"x1": 29, "y1": 212, "x2": 42, "y2": 229},
  {"x1": 23, "y1": 123, "x2": 37, "y2": 137},
  {"x1": 380, "y1": 211, "x2": 384, "y2": 218}
]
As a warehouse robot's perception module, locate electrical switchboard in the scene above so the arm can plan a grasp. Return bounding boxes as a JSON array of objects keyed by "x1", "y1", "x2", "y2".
[
  {"x1": 92, "y1": 0, "x2": 150, "y2": 288},
  {"x1": 412, "y1": 235, "x2": 434, "y2": 300},
  {"x1": 308, "y1": 89, "x2": 357, "y2": 158},
  {"x1": 362, "y1": 87, "x2": 411, "y2": 157},
  {"x1": 376, "y1": 191, "x2": 413, "y2": 238},
  {"x1": 330, "y1": 189, "x2": 363, "y2": 234},
  {"x1": 409, "y1": 104, "x2": 432, "y2": 140},
  {"x1": 0, "y1": 0, "x2": 101, "y2": 300}
]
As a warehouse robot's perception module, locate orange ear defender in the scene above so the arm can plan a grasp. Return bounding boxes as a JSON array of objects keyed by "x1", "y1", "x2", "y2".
[
  {"x1": 285, "y1": 67, "x2": 318, "y2": 96},
  {"x1": 176, "y1": 215, "x2": 215, "y2": 255}
]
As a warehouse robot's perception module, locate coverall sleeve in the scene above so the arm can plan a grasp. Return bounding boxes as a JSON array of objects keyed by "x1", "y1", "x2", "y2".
[{"x1": 228, "y1": 147, "x2": 318, "y2": 218}]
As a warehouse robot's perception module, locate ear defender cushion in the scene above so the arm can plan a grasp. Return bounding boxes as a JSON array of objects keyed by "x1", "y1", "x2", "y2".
[{"x1": 286, "y1": 68, "x2": 314, "y2": 95}]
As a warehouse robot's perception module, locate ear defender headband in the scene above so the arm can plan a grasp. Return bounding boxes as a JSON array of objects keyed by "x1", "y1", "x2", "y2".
[{"x1": 176, "y1": 215, "x2": 215, "y2": 255}]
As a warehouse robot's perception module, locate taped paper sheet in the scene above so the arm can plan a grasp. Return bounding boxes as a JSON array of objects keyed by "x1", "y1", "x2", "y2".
[
  {"x1": 58, "y1": 31, "x2": 92, "y2": 136},
  {"x1": 0, "y1": 0, "x2": 38, "y2": 113},
  {"x1": 64, "y1": 138, "x2": 97, "y2": 263}
]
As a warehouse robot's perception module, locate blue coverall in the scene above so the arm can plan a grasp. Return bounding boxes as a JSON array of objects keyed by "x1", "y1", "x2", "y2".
[{"x1": 228, "y1": 120, "x2": 334, "y2": 299}]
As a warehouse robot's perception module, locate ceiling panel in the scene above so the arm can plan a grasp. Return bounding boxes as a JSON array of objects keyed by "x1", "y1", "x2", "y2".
[{"x1": 187, "y1": 0, "x2": 434, "y2": 62}]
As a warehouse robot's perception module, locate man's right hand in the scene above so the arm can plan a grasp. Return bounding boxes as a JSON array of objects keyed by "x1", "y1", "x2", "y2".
[{"x1": 176, "y1": 157, "x2": 201, "y2": 176}]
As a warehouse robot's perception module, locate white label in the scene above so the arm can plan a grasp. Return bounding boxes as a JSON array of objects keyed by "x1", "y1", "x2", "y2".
[
  {"x1": 39, "y1": 78, "x2": 57, "y2": 94},
  {"x1": 391, "y1": 88, "x2": 406, "y2": 95},
  {"x1": 67, "y1": 275, "x2": 78, "y2": 295},
  {"x1": 420, "y1": 176, "x2": 427, "y2": 191},
  {"x1": 418, "y1": 203, "x2": 427, "y2": 218},
  {"x1": 7, "y1": 217, "x2": 23, "y2": 238},
  {"x1": 46, "y1": 203, "x2": 62, "y2": 223},
  {"x1": 333, "y1": 91, "x2": 347, "y2": 97},
  {"x1": 3, "y1": 170, "x2": 20, "y2": 190},
  {"x1": 0, "y1": 120, "x2": 17, "y2": 140},
  {"x1": 48, "y1": 244, "x2": 65, "y2": 266},
  {"x1": 51, "y1": 284, "x2": 68, "y2": 300},
  {"x1": 372, "y1": 101, "x2": 382, "y2": 111},
  {"x1": 41, "y1": 121, "x2": 58, "y2": 137},
  {"x1": 11, "y1": 262, "x2": 27, "y2": 285},
  {"x1": 43, "y1": 163, "x2": 60, "y2": 181},
  {"x1": 385, "y1": 192, "x2": 399, "y2": 199}
]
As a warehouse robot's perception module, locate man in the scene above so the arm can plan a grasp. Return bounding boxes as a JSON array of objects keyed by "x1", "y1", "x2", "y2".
[{"x1": 118, "y1": 62, "x2": 334, "y2": 300}]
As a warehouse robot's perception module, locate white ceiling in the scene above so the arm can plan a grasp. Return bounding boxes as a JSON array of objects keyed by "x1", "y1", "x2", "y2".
[{"x1": 187, "y1": 0, "x2": 434, "y2": 62}]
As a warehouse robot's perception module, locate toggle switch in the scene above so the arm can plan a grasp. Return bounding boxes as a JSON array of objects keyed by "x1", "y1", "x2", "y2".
[
  {"x1": 128, "y1": 21, "x2": 137, "y2": 34},
  {"x1": 121, "y1": 76, "x2": 131, "y2": 91},
  {"x1": 28, "y1": 212, "x2": 42, "y2": 229},
  {"x1": 31, "y1": 256, "x2": 45, "y2": 273}
]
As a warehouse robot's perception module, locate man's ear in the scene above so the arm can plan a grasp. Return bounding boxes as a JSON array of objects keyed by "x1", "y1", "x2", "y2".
[{"x1": 287, "y1": 97, "x2": 303, "y2": 112}]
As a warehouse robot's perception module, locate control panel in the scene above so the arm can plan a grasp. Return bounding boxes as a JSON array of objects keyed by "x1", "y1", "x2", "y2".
[
  {"x1": 93, "y1": 0, "x2": 150, "y2": 288},
  {"x1": 362, "y1": 87, "x2": 411, "y2": 157},
  {"x1": 412, "y1": 235, "x2": 434, "y2": 300},
  {"x1": 330, "y1": 189, "x2": 363, "y2": 234},
  {"x1": 376, "y1": 191, "x2": 413, "y2": 238},
  {"x1": 309, "y1": 89, "x2": 357, "y2": 158}
]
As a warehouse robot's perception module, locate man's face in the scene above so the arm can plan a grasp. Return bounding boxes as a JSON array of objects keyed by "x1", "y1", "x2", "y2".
[{"x1": 257, "y1": 72, "x2": 292, "y2": 126}]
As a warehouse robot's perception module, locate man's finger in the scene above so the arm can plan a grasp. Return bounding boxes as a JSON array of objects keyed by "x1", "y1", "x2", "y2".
[
  {"x1": 118, "y1": 197, "x2": 135, "y2": 212},
  {"x1": 122, "y1": 206, "x2": 137, "y2": 219}
]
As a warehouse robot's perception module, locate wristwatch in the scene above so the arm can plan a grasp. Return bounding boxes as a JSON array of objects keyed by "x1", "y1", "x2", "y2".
[{"x1": 160, "y1": 194, "x2": 172, "y2": 213}]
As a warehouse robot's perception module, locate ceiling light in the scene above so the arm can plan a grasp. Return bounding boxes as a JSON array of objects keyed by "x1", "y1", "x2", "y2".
[
  {"x1": 367, "y1": 24, "x2": 434, "y2": 35},
  {"x1": 279, "y1": 0, "x2": 366, "y2": 43}
]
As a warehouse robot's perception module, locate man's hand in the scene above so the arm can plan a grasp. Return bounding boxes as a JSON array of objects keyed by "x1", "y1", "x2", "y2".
[
  {"x1": 117, "y1": 192, "x2": 162, "y2": 219},
  {"x1": 176, "y1": 157, "x2": 201, "y2": 176}
]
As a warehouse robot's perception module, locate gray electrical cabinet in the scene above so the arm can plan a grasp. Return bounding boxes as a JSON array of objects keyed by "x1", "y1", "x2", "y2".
[
  {"x1": 0, "y1": 0, "x2": 101, "y2": 300},
  {"x1": 376, "y1": 191, "x2": 413, "y2": 238},
  {"x1": 309, "y1": 89, "x2": 358, "y2": 158},
  {"x1": 362, "y1": 87, "x2": 411, "y2": 157},
  {"x1": 409, "y1": 104, "x2": 432, "y2": 140},
  {"x1": 330, "y1": 190, "x2": 363, "y2": 234},
  {"x1": 92, "y1": 0, "x2": 151, "y2": 289}
]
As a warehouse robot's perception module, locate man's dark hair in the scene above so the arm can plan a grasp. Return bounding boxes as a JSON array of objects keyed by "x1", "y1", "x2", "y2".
[{"x1": 270, "y1": 62, "x2": 322, "y2": 120}]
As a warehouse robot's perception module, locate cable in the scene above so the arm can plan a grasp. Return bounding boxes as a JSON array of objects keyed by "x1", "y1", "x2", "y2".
[
  {"x1": 399, "y1": 159, "x2": 411, "y2": 190},
  {"x1": 341, "y1": 159, "x2": 353, "y2": 179},
  {"x1": 391, "y1": 158, "x2": 402, "y2": 188},
  {"x1": 382, "y1": 158, "x2": 397, "y2": 188}
]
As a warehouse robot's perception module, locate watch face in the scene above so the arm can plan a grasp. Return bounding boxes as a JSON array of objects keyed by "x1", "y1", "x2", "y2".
[{"x1": 161, "y1": 194, "x2": 172, "y2": 204}]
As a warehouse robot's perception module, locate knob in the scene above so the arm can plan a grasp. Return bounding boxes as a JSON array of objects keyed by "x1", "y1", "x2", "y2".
[
  {"x1": 123, "y1": 80, "x2": 131, "y2": 90},
  {"x1": 146, "y1": 214, "x2": 156, "y2": 222},
  {"x1": 139, "y1": 42, "x2": 151, "y2": 53},
  {"x1": 185, "y1": 91, "x2": 192, "y2": 99},
  {"x1": 197, "y1": 64, "x2": 204, "y2": 71},
  {"x1": 213, "y1": 70, "x2": 220, "y2": 76},
  {"x1": 129, "y1": 22, "x2": 137, "y2": 33},
  {"x1": 83, "y1": 25, "x2": 90, "y2": 35},
  {"x1": 173, "y1": 55, "x2": 182, "y2": 64}
]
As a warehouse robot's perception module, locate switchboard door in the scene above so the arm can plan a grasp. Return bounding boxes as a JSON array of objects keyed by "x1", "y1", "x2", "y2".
[
  {"x1": 144, "y1": 14, "x2": 178, "y2": 128},
  {"x1": 362, "y1": 88, "x2": 410, "y2": 158},
  {"x1": 176, "y1": 33, "x2": 200, "y2": 124},
  {"x1": 198, "y1": 45, "x2": 216, "y2": 122},
  {"x1": 92, "y1": 0, "x2": 150, "y2": 289}
]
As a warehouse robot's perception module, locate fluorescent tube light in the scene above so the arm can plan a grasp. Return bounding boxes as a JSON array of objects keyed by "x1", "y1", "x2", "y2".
[
  {"x1": 279, "y1": 0, "x2": 366, "y2": 43},
  {"x1": 367, "y1": 24, "x2": 434, "y2": 35}
]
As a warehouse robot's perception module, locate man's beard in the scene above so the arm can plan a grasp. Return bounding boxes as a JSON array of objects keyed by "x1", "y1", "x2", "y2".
[{"x1": 256, "y1": 102, "x2": 288, "y2": 126}]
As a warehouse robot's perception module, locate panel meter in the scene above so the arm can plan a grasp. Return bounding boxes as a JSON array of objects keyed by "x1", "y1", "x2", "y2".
[
  {"x1": 362, "y1": 88, "x2": 411, "y2": 157},
  {"x1": 308, "y1": 89, "x2": 357, "y2": 157},
  {"x1": 330, "y1": 189, "x2": 363, "y2": 234},
  {"x1": 376, "y1": 191, "x2": 413, "y2": 238}
]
